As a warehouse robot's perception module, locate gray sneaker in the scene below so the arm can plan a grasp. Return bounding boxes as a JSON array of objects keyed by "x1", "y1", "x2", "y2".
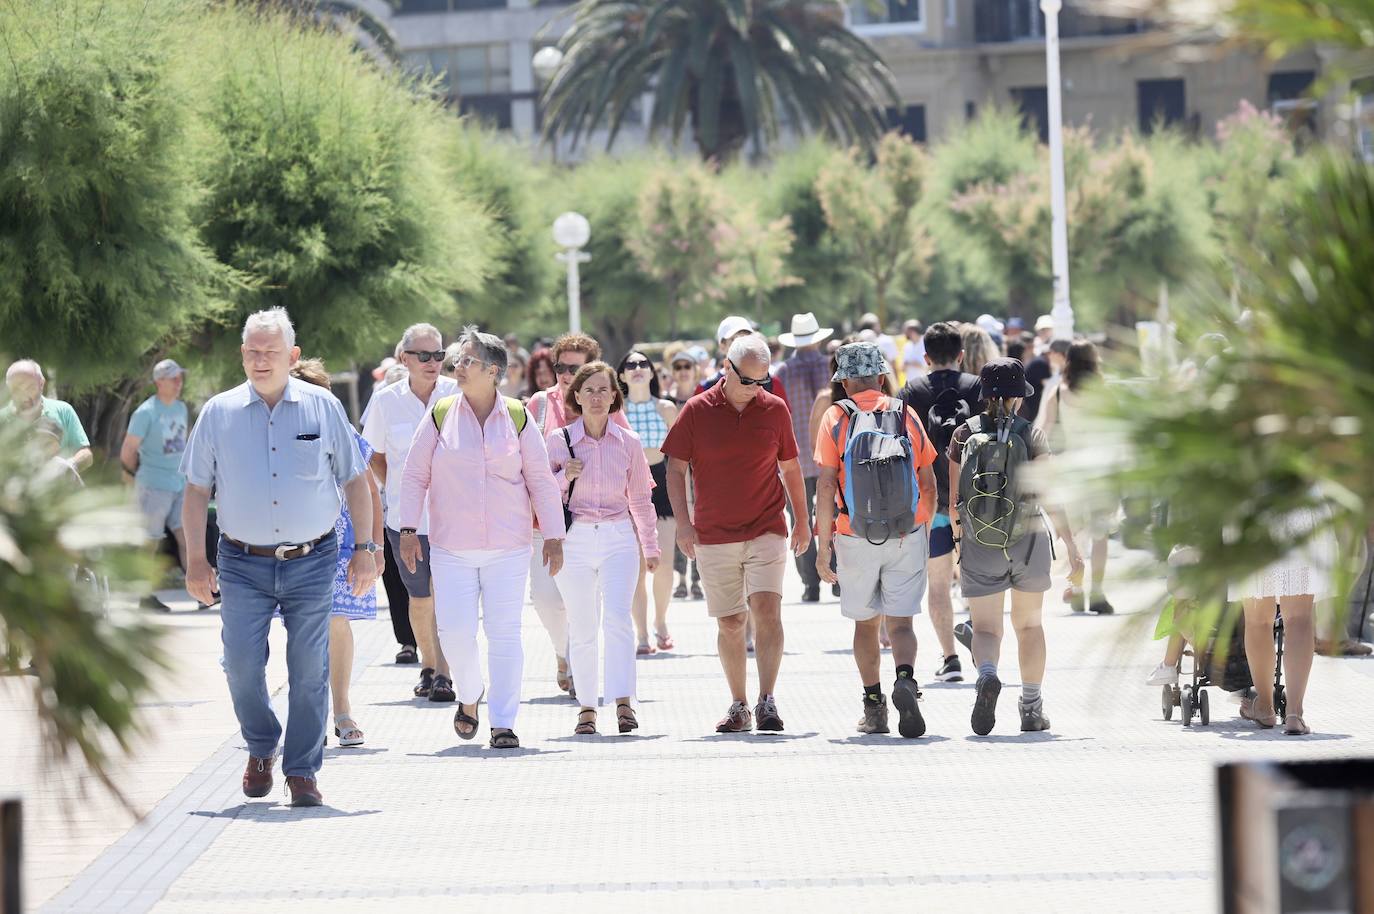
[
  {"x1": 755, "y1": 696, "x2": 784, "y2": 732},
  {"x1": 891, "y1": 677, "x2": 926, "y2": 738},
  {"x1": 971, "y1": 673, "x2": 1002, "y2": 736},
  {"x1": 1019, "y1": 699, "x2": 1051, "y2": 732},
  {"x1": 954, "y1": 621, "x2": 974, "y2": 652},
  {"x1": 857, "y1": 698, "x2": 890, "y2": 734}
]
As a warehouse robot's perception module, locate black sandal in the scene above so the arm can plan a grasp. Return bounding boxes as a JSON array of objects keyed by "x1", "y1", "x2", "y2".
[
  {"x1": 429, "y1": 674, "x2": 456, "y2": 703},
  {"x1": 575, "y1": 709, "x2": 597, "y2": 735},
  {"x1": 453, "y1": 697, "x2": 480, "y2": 740},
  {"x1": 616, "y1": 703, "x2": 638, "y2": 734},
  {"x1": 489, "y1": 728, "x2": 520, "y2": 750},
  {"x1": 395, "y1": 646, "x2": 418, "y2": 665}
]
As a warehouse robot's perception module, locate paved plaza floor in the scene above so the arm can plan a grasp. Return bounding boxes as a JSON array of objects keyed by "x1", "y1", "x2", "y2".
[{"x1": 9, "y1": 543, "x2": 1374, "y2": 913}]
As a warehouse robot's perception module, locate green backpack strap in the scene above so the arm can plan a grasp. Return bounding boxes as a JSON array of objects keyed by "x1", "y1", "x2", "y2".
[{"x1": 431, "y1": 395, "x2": 528, "y2": 434}]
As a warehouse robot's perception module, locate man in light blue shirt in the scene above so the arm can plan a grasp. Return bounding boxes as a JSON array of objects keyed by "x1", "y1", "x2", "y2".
[
  {"x1": 121, "y1": 358, "x2": 191, "y2": 611},
  {"x1": 180, "y1": 308, "x2": 378, "y2": 808},
  {"x1": 2, "y1": 359, "x2": 93, "y2": 472}
]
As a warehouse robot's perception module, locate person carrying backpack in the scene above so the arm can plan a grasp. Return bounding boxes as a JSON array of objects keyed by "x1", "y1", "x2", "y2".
[
  {"x1": 815, "y1": 342, "x2": 938, "y2": 737},
  {"x1": 899, "y1": 321, "x2": 985, "y2": 683},
  {"x1": 948, "y1": 358, "x2": 1083, "y2": 736}
]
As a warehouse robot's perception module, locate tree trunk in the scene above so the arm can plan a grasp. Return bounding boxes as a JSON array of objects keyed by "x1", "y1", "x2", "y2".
[{"x1": 70, "y1": 376, "x2": 151, "y2": 462}]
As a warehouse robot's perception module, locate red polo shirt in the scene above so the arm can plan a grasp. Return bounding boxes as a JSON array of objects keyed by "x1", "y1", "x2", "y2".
[{"x1": 661, "y1": 383, "x2": 799, "y2": 545}]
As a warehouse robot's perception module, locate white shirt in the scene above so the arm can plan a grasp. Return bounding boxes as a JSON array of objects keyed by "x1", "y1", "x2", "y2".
[
  {"x1": 902, "y1": 338, "x2": 925, "y2": 372},
  {"x1": 362, "y1": 375, "x2": 458, "y2": 533},
  {"x1": 876, "y1": 333, "x2": 900, "y2": 364}
]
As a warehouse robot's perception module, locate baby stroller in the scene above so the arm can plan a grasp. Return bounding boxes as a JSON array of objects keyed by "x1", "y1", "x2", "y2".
[{"x1": 1162, "y1": 604, "x2": 1286, "y2": 727}]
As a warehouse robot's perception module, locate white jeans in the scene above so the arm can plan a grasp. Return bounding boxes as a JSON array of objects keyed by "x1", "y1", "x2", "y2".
[
  {"x1": 529, "y1": 530, "x2": 569, "y2": 660},
  {"x1": 431, "y1": 545, "x2": 531, "y2": 729},
  {"x1": 555, "y1": 519, "x2": 640, "y2": 707}
]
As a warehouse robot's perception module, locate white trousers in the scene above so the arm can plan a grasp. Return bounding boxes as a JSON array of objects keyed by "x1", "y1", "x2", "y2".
[
  {"x1": 431, "y1": 545, "x2": 531, "y2": 729},
  {"x1": 555, "y1": 520, "x2": 640, "y2": 707},
  {"x1": 529, "y1": 530, "x2": 569, "y2": 660}
]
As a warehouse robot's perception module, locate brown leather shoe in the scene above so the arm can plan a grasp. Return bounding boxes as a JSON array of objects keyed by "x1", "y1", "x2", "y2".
[
  {"x1": 285, "y1": 776, "x2": 323, "y2": 808},
  {"x1": 243, "y1": 755, "x2": 273, "y2": 798}
]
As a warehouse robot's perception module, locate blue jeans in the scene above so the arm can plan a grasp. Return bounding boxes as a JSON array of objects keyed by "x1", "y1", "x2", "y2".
[{"x1": 217, "y1": 532, "x2": 336, "y2": 778}]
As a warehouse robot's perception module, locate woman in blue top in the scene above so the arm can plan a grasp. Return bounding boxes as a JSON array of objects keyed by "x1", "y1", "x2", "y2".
[
  {"x1": 293, "y1": 360, "x2": 384, "y2": 748},
  {"x1": 617, "y1": 351, "x2": 680, "y2": 654}
]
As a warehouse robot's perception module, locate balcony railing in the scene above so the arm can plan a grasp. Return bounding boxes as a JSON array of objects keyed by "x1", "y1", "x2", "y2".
[{"x1": 973, "y1": 0, "x2": 1147, "y2": 43}]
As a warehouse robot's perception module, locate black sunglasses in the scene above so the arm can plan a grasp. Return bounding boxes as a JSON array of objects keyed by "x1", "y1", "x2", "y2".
[
  {"x1": 623, "y1": 359, "x2": 652, "y2": 371},
  {"x1": 405, "y1": 349, "x2": 446, "y2": 364},
  {"x1": 554, "y1": 362, "x2": 581, "y2": 375},
  {"x1": 728, "y1": 360, "x2": 769, "y2": 386}
]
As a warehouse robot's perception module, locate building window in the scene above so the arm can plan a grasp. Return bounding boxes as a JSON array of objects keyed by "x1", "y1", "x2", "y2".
[
  {"x1": 1355, "y1": 76, "x2": 1374, "y2": 164},
  {"x1": 1010, "y1": 86, "x2": 1048, "y2": 142},
  {"x1": 850, "y1": 0, "x2": 925, "y2": 33},
  {"x1": 406, "y1": 43, "x2": 511, "y2": 96},
  {"x1": 885, "y1": 105, "x2": 927, "y2": 142},
  {"x1": 396, "y1": 0, "x2": 506, "y2": 12},
  {"x1": 460, "y1": 96, "x2": 514, "y2": 130},
  {"x1": 1137, "y1": 78, "x2": 1186, "y2": 134},
  {"x1": 1268, "y1": 70, "x2": 1318, "y2": 140}
]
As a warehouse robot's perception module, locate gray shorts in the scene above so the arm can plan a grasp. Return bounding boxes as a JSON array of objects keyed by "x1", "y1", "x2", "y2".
[
  {"x1": 834, "y1": 528, "x2": 928, "y2": 622},
  {"x1": 385, "y1": 527, "x2": 433, "y2": 598},
  {"x1": 136, "y1": 485, "x2": 183, "y2": 539},
  {"x1": 958, "y1": 528, "x2": 1052, "y2": 598}
]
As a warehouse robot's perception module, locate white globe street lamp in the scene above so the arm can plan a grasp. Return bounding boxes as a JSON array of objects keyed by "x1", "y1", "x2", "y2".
[
  {"x1": 553, "y1": 212, "x2": 591, "y2": 334},
  {"x1": 1041, "y1": 0, "x2": 1074, "y2": 341},
  {"x1": 532, "y1": 46, "x2": 564, "y2": 85}
]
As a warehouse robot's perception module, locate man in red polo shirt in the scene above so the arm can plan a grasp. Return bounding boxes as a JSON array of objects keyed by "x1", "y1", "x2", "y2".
[{"x1": 664, "y1": 332, "x2": 810, "y2": 733}]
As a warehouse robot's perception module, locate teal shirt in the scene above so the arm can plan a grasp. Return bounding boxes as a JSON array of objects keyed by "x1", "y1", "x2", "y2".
[
  {"x1": 0, "y1": 396, "x2": 89, "y2": 456},
  {"x1": 127, "y1": 396, "x2": 188, "y2": 492}
]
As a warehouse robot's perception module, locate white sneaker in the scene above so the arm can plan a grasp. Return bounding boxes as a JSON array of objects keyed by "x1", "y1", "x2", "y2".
[{"x1": 1146, "y1": 662, "x2": 1179, "y2": 687}]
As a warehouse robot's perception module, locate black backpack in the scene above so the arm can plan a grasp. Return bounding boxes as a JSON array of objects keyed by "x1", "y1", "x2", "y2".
[{"x1": 924, "y1": 373, "x2": 973, "y2": 457}]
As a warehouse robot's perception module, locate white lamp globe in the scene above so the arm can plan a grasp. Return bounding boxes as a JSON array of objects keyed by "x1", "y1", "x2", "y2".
[
  {"x1": 553, "y1": 212, "x2": 591, "y2": 250},
  {"x1": 1039, "y1": 0, "x2": 1062, "y2": 13},
  {"x1": 532, "y1": 46, "x2": 565, "y2": 83}
]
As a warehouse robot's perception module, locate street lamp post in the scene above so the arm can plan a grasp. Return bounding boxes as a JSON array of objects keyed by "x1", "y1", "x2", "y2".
[
  {"x1": 532, "y1": 47, "x2": 564, "y2": 164},
  {"x1": 1041, "y1": 0, "x2": 1074, "y2": 341},
  {"x1": 553, "y1": 212, "x2": 591, "y2": 334}
]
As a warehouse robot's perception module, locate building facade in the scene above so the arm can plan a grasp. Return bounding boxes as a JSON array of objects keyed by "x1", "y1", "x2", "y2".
[{"x1": 380, "y1": 0, "x2": 1357, "y2": 153}]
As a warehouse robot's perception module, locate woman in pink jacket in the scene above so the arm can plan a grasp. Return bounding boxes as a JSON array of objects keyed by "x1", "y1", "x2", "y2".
[
  {"x1": 546, "y1": 363, "x2": 660, "y2": 736},
  {"x1": 399, "y1": 327, "x2": 565, "y2": 750}
]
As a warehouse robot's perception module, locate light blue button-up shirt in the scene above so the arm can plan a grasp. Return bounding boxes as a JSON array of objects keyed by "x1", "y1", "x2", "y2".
[{"x1": 180, "y1": 377, "x2": 364, "y2": 546}]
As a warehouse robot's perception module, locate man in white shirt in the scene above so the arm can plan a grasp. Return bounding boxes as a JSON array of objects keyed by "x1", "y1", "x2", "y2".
[
  {"x1": 901, "y1": 319, "x2": 925, "y2": 381},
  {"x1": 362, "y1": 324, "x2": 458, "y2": 702}
]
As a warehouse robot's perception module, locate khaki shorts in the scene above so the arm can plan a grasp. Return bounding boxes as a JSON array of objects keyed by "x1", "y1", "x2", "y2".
[{"x1": 695, "y1": 533, "x2": 788, "y2": 618}]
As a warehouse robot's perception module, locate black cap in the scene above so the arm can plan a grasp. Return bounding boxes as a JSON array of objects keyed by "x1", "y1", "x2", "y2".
[{"x1": 979, "y1": 357, "x2": 1035, "y2": 398}]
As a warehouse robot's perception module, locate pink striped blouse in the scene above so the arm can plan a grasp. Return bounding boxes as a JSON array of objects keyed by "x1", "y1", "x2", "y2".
[
  {"x1": 400, "y1": 393, "x2": 565, "y2": 553},
  {"x1": 545, "y1": 417, "x2": 660, "y2": 559}
]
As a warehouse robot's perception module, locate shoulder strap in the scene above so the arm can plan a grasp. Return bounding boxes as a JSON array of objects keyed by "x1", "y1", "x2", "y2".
[
  {"x1": 505, "y1": 397, "x2": 527, "y2": 434},
  {"x1": 561, "y1": 427, "x2": 576, "y2": 505},
  {"x1": 431, "y1": 394, "x2": 459, "y2": 432},
  {"x1": 830, "y1": 398, "x2": 859, "y2": 448}
]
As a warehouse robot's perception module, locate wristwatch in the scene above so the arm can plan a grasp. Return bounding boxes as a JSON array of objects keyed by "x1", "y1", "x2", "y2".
[
  {"x1": 356, "y1": 541, "x2": 381, "y2": 554},
  {"x1": 399, "y1": 528, "x2": 418, "y2": 537}
]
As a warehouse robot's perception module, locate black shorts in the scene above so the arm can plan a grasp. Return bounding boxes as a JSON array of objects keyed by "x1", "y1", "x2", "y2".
[
  {"x1": 929, "y1": 519, "x2": 955, "y2": 559},
  {"x1": 650, "y1": 460, "x2": 673, "y2": 519}
]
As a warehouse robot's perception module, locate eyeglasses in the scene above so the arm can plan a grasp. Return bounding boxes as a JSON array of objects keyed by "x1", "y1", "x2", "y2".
[
  {"x1": 405, "y1": 350, "x2": 446, "y2": 363},
  {"x1": 454, "y1": 355, "x2": 483, "y2": 370},
  {"x1": 623, "y1": 359, "x2": 652, "y2": 371},
  {"x1": 554, "y1": 363, "x2": 581, "y2": 376},
  {"x1": 728, "y1": 360, "x2": 769, "y2": 386}
]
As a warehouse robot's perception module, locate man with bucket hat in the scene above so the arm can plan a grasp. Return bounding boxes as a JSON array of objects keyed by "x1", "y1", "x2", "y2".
[
  {"x1": 775, "y1": 312, "x2": 834, "y2": 602},
  {"x1": 814, "y1": 342, "x2": 938, "y2": 737}
]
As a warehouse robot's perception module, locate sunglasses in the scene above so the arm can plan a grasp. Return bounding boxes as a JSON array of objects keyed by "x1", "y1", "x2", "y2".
[
  {"x1": 623, "y1": 359, "x2": 652, "y2": 371},
  {"x1": 728, "y1": 360, "x2": 769, "y2": 386},
  {"x1": 554, "y1": 362, "x2": 581, "y2": 376},
  {"x1": 405, "y1": 349, "x2": 446, "y2": 363}
]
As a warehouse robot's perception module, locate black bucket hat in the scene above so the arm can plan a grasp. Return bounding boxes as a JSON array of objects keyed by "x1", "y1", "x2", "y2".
[{"x1": 979, "y1": 357, "x2": 1035, "y2": 398}]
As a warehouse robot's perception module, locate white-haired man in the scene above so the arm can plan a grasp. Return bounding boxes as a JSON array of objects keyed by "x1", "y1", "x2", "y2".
[
  {"x1": 362, "y1": 323, "x2": 457, "y2": 702},
  {"x1": 2, "y1": 359, "x2": 93, "y2": 472},
  {"x1": 180, "y1": 308, "x2": 377, "y2": 808},
  {"x1": 694, "y1": 316, "x2": 789, "y2": 410},
  {"x1": 663, "y1": 332, "x2": 810, "y2": 733},
  {"x1": 121, "y1": 358, "x2": 191, "y2": 611}
]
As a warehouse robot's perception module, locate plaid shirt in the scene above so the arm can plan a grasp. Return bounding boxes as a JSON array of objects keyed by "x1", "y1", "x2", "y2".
[{"x1": 775, "y1": 347, "x2": 831, "y2": 478}]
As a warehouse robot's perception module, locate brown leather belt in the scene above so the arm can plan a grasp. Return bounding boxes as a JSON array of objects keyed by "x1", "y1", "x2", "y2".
[{"x1": 224, "y1": 531, "x2": 332, "y2": 561}]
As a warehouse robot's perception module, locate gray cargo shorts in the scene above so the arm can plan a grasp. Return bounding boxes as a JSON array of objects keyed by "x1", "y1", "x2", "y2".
[{"x1": 958, "y1": 527, "x2": 1053, "y2": 598}]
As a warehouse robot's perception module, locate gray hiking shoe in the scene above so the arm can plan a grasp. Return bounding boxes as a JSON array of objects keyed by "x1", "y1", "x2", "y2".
[
  {"x1": 891, "y1": 676, "x2": 926, "y2": 738},
  {"x1": 1019, "y1": 699, "x2": 1051, "y2": 732},
  {"x1": 971, "y1": 673, "x2": 1002, "y2": 736},
  {"x1": 857, "y1": 698, "x2": 890, "y2": 734},
  {"x1": 954, "y1": 621, "x2": 974, "y2": 652}
]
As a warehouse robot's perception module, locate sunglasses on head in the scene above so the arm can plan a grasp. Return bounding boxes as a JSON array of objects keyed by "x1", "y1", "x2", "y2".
[
  {"x1": 728, "y1": 360, "x2": 769, "y2": 386},
  {"x1": 554, "y1": 362, "x2": 581, "y2": 375},
  {"x1": 406, "y1": 349, "x2": 446, "y2": 364},
  {"x1": 623, "y1": 359, "x2": 652, "y2": 371}
]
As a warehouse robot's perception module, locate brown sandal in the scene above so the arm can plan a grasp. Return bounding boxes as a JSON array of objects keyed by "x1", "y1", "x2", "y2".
[
  {"x1": 1284, "y1": 715, "x2": 1311, "y2": 736},
  {"x1": 616, "y1": 702, "x2": 639, "y2": 734},
  {"x1": 574, "y1": 709, "x2": 597, "y2": 735},
  {"x1": 1240, "y1": 696, "x2": 1277, "y2": 729}
]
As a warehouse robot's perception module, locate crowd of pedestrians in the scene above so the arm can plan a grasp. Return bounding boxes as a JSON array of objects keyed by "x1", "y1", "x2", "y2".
[{"x1": 3, "y1": 301, "x2": 1369, "y2": 809}]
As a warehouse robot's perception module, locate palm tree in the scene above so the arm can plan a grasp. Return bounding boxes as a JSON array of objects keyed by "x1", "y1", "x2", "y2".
[
  {"x1": 251, "y1": 0, "x2": 402, "y2": 63},
  {"x1": 539, "y1": 0, "x2": 900, "y2": 163}
]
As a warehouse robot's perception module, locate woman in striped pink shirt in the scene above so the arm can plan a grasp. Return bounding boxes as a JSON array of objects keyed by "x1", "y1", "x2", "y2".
[{"x1": 546, "y1": 363, "x2": 660, "y2": 736}]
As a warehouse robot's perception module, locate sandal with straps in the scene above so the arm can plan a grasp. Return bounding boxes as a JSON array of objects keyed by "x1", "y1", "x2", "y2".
[
  {"x1": 556, "y1": 658, "x2": 572, "y2": 693},
  {"x1": 616, "y1": 702, "x2": 638, "y2": 734},
  {"x1": 574, "y1": 709, "x2": 597, "y2": 735},
  {"x1": 1240, "y1": 696, "x2": 1277, "y2": 729},
  {"x1": 489, "y1": 728, "x2": 520, "y2": 750},
  {"x1": 334, "y1": 714, "x2": 364, "y2": 748},
  {"x1": 1284, "y1": 715, "x2": 1311, "y2": 736},
  {"x1": 453, "y1": 691, "x2": 483, "y2": 741}
]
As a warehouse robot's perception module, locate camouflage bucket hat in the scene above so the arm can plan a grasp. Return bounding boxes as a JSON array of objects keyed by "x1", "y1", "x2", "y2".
[{"x1": 831, "y1": 341, "x2": 888, "y2": 382}]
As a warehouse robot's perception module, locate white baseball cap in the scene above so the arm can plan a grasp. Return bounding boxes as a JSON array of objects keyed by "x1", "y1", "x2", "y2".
[
  {"x1": 716, "y1": 315, "x2": 753, "y2": 343},
  {"x1": 153, "y1": 359, "x2": 185, "y2": 380},
  {"x1": 1035, "y1": 314, "x2": 1055, "y2": 332},
  {"x1": 975, "y1": 313, "x2": 1005, "y2": 335}
]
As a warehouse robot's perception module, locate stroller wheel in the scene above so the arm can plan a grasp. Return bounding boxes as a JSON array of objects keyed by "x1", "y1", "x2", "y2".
[
  {"x1": 1198, "y1": 689, "x2": 1210, "y2": 726},
  {"x1": 1181, "y1": 687, "x2": 1194, "y2": 727},
  {"x1": 1161, "y1": 685, "x2": 1174, "y2": 721}
]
